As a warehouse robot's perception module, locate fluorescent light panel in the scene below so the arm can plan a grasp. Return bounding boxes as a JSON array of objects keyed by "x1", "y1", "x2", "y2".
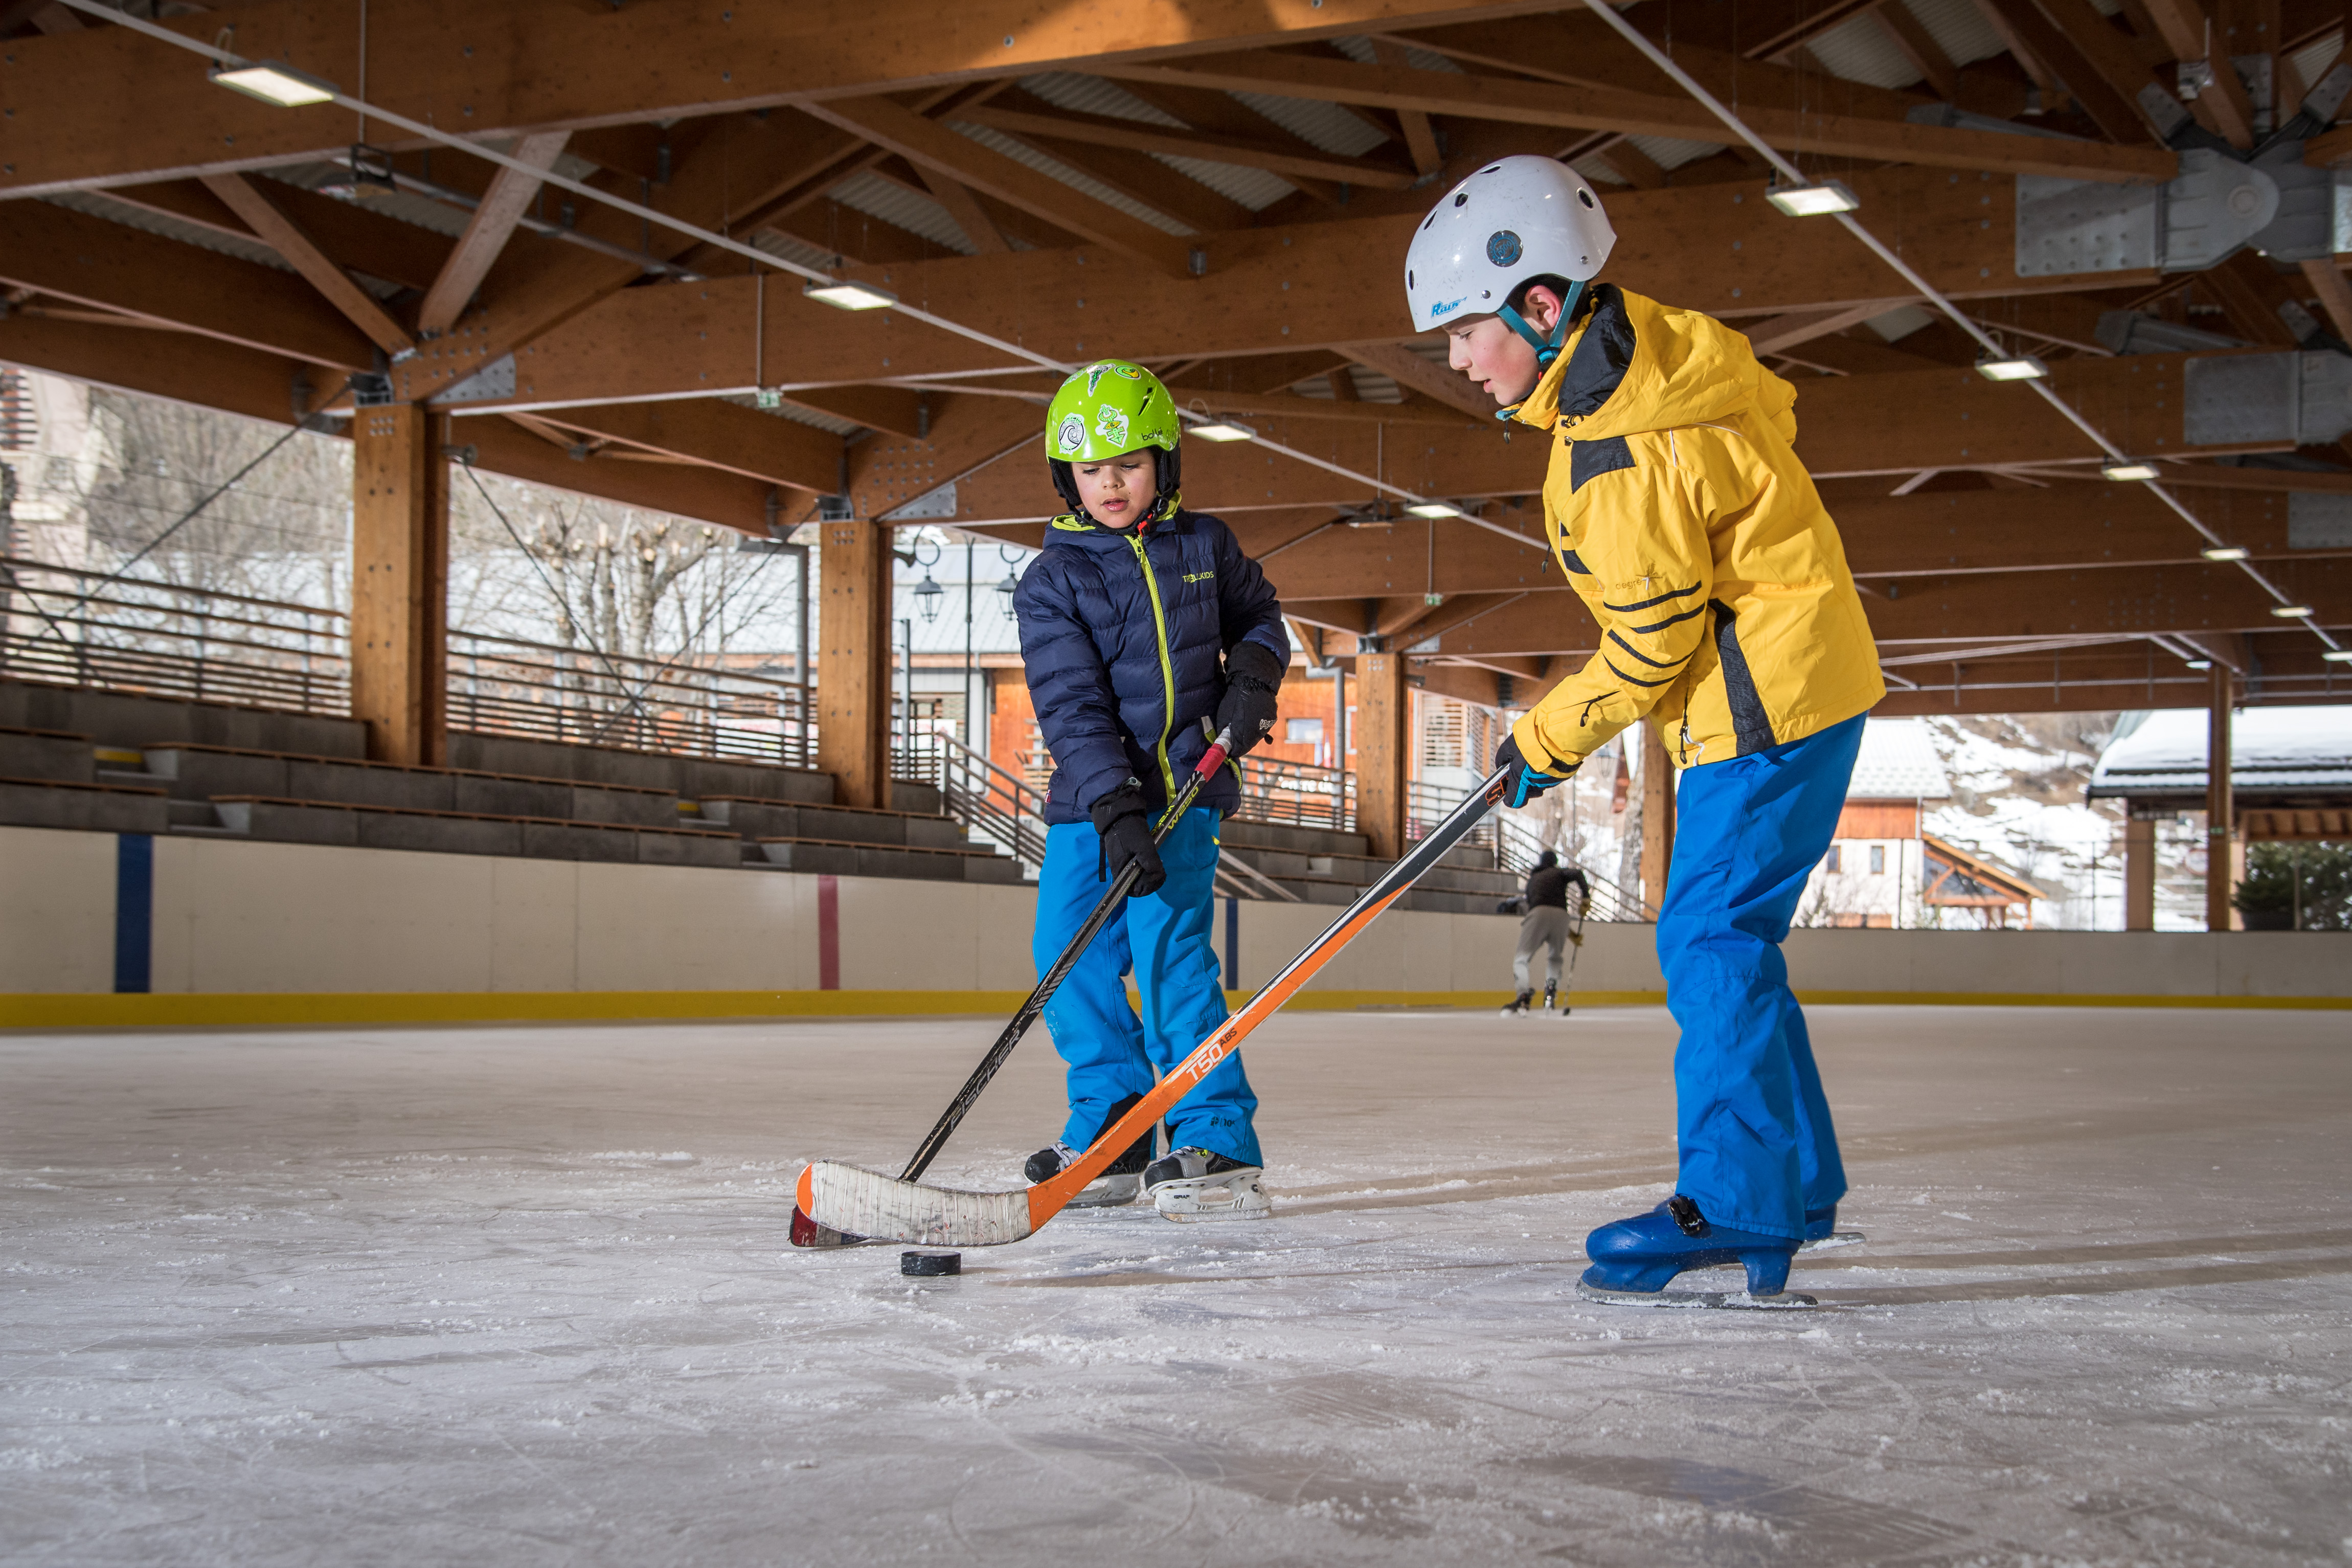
[
  {"x1": 2102, "y1": 461, "x2": 2160, "y2": 481},
  {"x1": 803, "y1": 280, "x2": 897, "y2": 311},
  {"x1": 2323, "y1": 649, "x2": 2352, "y2": 662},
  {"x1": 1765, "y1": 180, "x2": 1861, "y2": 217},
  {"x1": 2271, "y1": 604, "x2": 2315, "y2": 618},
  {"x1": 209, "y1": 61, "x2": 339, "y2": 107},
  {"x1": 1403, "y1": 501, "x2": 1461, "y2": 518},
  {"x1": 2201, "y1": 544, "x2": 2250, "y2": 561},
  {"x1": 1188, "y1": 420, "x2": 1255, "y2": 442},
  {"x1": 1975, "y1": 355, "x2": 2049, "y2": 382}
]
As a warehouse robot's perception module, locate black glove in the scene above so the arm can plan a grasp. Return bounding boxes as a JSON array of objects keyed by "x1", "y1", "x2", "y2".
[
  {"x1": 1090, "y1": 781, "x2": 1165, "y2": 898},
  {"x1": 1494, "y1": 732, "x2": 1573, "y2": 809},
  {"x1": 1215, "y1": 641, "x2": 1285, "y2": 757}
]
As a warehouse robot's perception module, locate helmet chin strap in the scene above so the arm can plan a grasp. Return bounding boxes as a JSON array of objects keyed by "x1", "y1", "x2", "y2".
[{"x1": 1495, "y1": 279, "x2": 1587, "y2": 370}]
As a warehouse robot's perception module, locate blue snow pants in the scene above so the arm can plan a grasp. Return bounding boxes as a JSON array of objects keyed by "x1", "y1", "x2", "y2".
[
  {"x1": 1656, "y1": 712, "x2": 1865, "y2": 1241},
  {"x1": 1032, "y1": 807, "x2": 1261, "y2": 1166}
]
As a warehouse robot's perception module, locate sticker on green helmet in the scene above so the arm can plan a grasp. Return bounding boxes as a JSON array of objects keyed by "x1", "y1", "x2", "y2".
[{"x1": 1045, "y1": 358, "x2": 1180, "y2": 463}]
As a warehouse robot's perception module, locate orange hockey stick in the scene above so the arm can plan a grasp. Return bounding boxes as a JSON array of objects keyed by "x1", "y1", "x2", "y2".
[{"x1": 796, "y1": 766, "x2": 1510, "y2": 1248}]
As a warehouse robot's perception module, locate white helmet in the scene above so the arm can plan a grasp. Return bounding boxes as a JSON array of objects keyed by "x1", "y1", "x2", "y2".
[{"x1": 1404, "y1": 155, "x2": 1616, "y2": 336}]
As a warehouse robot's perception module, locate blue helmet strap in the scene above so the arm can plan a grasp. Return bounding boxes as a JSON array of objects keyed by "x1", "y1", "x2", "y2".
[{"x1": 1496, "y1": 279, "x2": 1587, "y2": 370}]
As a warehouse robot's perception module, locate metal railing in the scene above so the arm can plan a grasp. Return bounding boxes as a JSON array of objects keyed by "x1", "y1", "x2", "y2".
[
  {"x1": 0, "y1": 554, "x2": 815, "y2": 768},
  {"x1": 1228, "y1": 754, "x2": 1355, "y2": 833},
  {"x1": 449, "y1": 630, "x2": 812, "y2": 768},
  {"x1": 1, "y1": 555, "x2": 350, "y2": 715},
  {"x1": 893, "y1": 729, "x2": 1049, "y2": 873},
  {"x1": 1410, "y1": 774, "x2": 1656, "y2": 922}
]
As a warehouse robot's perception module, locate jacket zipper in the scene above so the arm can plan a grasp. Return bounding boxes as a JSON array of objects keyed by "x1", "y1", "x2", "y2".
[{"x1": 1126, "y1": 532, "x2": 1181, "y2": 805}]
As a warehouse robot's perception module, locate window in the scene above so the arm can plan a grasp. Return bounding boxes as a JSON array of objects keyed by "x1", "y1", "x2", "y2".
[
  {"x1": 1869, "y1": 844, "x2": 1886, "y2": 875},
  {"x1": 1825, "y1": 845, "x2": 1842, "y2": 874},
  {"x1": 1285, "y1": 717, "x2": 1324, "y2": 744}
]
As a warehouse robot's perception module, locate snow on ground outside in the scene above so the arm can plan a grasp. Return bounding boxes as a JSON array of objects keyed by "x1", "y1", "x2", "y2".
[
  {"x1": 3, "y1": 1012, "x2": 2346, "y2": 1566},
  {"x1": 1915, "y1": 713, "x2": 2148, "y2": 928}
]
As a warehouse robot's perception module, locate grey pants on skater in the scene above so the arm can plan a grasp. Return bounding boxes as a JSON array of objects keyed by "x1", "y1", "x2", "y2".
[{"x1": 1513, "y1": 906, "x2": 1570, "y2": 992}]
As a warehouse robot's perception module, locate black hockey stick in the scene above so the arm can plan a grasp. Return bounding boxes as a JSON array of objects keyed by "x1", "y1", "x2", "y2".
[{"x1": 790, "y1": 728, "x2": 1234, "y2": 1246}]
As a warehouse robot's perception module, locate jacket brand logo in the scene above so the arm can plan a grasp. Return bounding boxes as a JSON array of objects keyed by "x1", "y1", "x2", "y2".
[{"x1": 1181, "y1": 571, "x2": 1215, "y2": 583}]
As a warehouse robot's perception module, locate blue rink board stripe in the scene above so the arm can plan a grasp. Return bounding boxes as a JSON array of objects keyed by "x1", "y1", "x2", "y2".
[{"x1": 114, "y1": 833, "x2": 152, "y2": 995}]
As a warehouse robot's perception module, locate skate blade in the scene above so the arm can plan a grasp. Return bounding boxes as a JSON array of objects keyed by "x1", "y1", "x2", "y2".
[
  {"x1": 1152, "y1": 1173, "x2": 1274, "y2": 1222},
  {"x1": 1064, "y1": 1173, "x2": 1142, "y2": 1209},
  {"x1": 1575, "y1": 1280, "x2": 1817, "y2": 1310},
  {"x1": 1799, "y1": 1230, "x2": 1866, "y2": 1253}
]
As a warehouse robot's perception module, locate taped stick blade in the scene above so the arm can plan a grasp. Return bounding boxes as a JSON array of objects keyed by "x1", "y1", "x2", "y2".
[
  {"x1": 787, "y1": 1203, "x2": 866, "y2": 1249},
  {"x1": 799, "y1": 1160, "x2": 1034, "y2": 1248}
]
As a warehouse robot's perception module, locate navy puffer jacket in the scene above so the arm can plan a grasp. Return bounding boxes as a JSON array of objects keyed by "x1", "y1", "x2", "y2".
[{"x1": 1015, "y1": 508, "x2": 1287, "y2": 823}]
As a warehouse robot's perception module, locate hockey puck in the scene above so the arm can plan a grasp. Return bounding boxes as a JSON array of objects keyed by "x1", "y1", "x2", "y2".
[{"x1": 901, "y1": 1250, "x2": 961, "y2": 1277}]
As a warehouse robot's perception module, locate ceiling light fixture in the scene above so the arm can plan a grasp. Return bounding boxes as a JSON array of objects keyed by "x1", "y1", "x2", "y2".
[
  {"x1": 1975, "y1": 354, "x2": 2049, "y2": 382},
  {"x1": 2102, "y1": 461, "x2": 2160, "y2": 481},
  {"x1": 208, "y1": 60, "x2": 340, "y2": 107},
  {"x1": 1404, "y1": 501, "x2": 1462, "y2": 519},
  {"x1": 2270, "y1": 604, "x2": 2315, "y2": 618},
  {"x1": 2322, "y1": 649, "x2": 2352, "y2": 662},
  {"x1": 1188, "y1": 420, "x2": 1256, "y2": 443},
  {"x1": 2186, "y1": 658, "x2": 2213, "y2": 669},
  {"x1": 802, "y1": 279, "x2": 897, "y2": 311},
  {"x1": 1765, "y1": 179, "x2": 1861, "y2": 217},
  {"x1": 2201, "y1": 544, "x2": 2251, "y2": 561}
]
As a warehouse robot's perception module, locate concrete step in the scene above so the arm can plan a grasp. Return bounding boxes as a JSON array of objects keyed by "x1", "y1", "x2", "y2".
[
  {"x1": 694, "y1": 798, "x2": 969, "y2": 849},
  {"x1": 756, "y1": 836, "x2": 1025, "y2": 884},
  {"x1": 1219, "y1": 816, "x2": 1371, "y2": 859},
  {"x1": 205, "y1": 797, "x2": 742, "y2": 868},
  {"x1": 0, "y1": 775, "x2": 169, "y2": 834},
  {"x1": 447, "y1": 730, "x2": 836, "y2": 804},
  {"x1": 1223, "y1": 845, "x2": 1518, "y2": 897},
  {"x1": 0, "y1": 726, "x2": 95, "y2": 784},
  {"x1": 141, "y1": 744, "x2": 682, "y2": 826}
]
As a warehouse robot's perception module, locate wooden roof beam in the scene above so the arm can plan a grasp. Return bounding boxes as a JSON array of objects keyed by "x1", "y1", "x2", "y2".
[
  {"x1": 417, "y1": 130, "x2": 571, "y2": 333},
  {"x1": 531, "y1": 398, "x2": 844, "y2": 494},
  {"x1": 0, "y1": 198, "x2": 379, "y2": 370},
  {"x1": 799, "y1": 96, "x2": 1199, "y2": 278},
  {"x1": 195, "y1": 173, "x2": 416, "y2": 356},
  {"x1": 956, "y1": 101, "x2": 1423, "y2": 190}
]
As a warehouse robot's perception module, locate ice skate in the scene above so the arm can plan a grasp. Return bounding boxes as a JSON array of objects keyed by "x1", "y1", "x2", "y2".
[
  {"x1": 1799, "y1": 1201, "x2": 1865, "y2": 1252},
  {"x1": 1024, "y1": 1095, "x2": 1154, "y2": 1208},
  {"x1": 1501, "y1": 990, "x2": 1534, "y2": 1017},
  {"x1": 1144, "y1": 1146, "x2": 1272, "y2": 1221},
  {"x1": 1542, "y1": 982, "x2": 1564, "y2": 1017},
  {"x1": 1576, "y1": 1195, "x2": 1813, "y2": 1308}
]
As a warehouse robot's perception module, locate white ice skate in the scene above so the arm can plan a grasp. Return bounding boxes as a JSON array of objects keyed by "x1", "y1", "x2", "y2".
[
  {"x1": 1025, "y1": 1140, "x2": 1142, "y2": 1208},
  {"x1": 1144, "y1": 1147, "x2": 1273, "y2": 1222}
]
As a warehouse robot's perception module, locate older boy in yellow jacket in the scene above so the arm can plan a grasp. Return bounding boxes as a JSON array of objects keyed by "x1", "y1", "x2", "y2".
[{"x1": 1406, "y1": 156, "x2": 1884, "y2": 1304}]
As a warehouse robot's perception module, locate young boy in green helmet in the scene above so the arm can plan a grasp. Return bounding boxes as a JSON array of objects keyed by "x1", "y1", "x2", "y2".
[{"x1": 1012, "y1": 359, "x2": 1292, "y2": 1220}]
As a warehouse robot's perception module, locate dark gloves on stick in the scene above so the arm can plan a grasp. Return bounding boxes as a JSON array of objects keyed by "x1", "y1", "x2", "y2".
[
  {"x1": 1494, "y1": 732, "x2": 1575, "y2": 809},
  {"x1": 1090, "y1": 781, "x2": 1166, "y2": 898},
  {"x1": 1216, "y1": 641, "x2": 1286, "y2": 757}
]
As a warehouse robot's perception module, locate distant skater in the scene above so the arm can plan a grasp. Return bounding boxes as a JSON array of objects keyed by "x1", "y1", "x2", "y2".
[{"x1": 1502, "y1": 850, "x2": 1590, "y2": 1016}]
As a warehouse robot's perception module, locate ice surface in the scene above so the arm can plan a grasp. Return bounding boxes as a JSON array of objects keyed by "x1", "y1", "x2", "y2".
[{"x1": 3, "y1": 1007, "x2": 2348, "y2": 1565}]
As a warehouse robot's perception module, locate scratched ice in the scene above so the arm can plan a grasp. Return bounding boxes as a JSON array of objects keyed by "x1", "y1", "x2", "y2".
[{"x1": 2, "y1": 1006, "x2": 2347, "y2": 1565}]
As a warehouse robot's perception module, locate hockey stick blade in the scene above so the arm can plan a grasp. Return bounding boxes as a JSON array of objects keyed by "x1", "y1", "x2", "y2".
[
  {"x1": 798, "y1": 766, "x2": 1508, "y2": 1247},
  {"x1": 786, "y1": 734, "x2": 1232, "y2": 1247}
]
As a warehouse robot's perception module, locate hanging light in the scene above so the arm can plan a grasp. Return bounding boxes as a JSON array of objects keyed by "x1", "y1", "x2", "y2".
[
  {"x1": 2270, "y1": 603, "x2": 2315, "y2": 618},
  {"x1": 914, "y1": 571, "x2": 944, "y2": 623},
  {"x1": 1404, "y1": 500, "x2": 1462, "y2": 519},
  {"x1": 1188, "y1": 419, "x2": 1256, "y2": 442},
  {"x1": 1975, "y1": 353, "x2": 2049, "y2": 382},
  {"x1": 2322, "y1": 648, "x2": 2352, "y2": 662},
  {"x1": 2201, "y1": 544, "x2": 2250, "y2": 561},
  {"x1": 209, "y1": 60, "x2": 339, "y2": 107},
  {"x1": 803, "y1": 279, "x2": 898, "y2": 311},
  {"x1": 1764, "y1": 179, "x2": 1861, "y2": 217},
  {"x1": 2101, "y1": 461, "x2": 2160, "y2": 482}
]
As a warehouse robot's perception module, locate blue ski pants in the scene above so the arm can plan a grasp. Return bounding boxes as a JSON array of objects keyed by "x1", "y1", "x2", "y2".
[
  {"x1": 1656, "y1": 712, "x2": 1864, "y2": 1241},
  {"x1": 1032, "y1": 807, "x2": 1260, "y2": 1165}
]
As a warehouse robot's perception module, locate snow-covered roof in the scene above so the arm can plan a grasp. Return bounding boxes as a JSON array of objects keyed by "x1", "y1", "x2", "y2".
[
  {"x1": 1847, "y1": 717, "x2": 1950, "y2": 800},
  {"x1": 2087, "y1": 706, "x2": 2352, "y2": 799}
]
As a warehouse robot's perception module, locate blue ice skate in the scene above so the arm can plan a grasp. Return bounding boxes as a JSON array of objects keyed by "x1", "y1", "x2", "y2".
[{"x1": 1576, "y1": 1196, "x2": 1813, "y2": 1308}]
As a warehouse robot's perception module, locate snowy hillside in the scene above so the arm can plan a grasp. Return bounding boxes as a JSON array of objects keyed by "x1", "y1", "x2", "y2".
[{"x1": 1916, "y1": 713, "x2": 2156, "y2": 930}]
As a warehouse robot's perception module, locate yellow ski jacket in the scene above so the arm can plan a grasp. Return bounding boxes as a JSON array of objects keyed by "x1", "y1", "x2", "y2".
[{"x1": 1504, "y1": 285, "x2": 1884, "y2": 775}]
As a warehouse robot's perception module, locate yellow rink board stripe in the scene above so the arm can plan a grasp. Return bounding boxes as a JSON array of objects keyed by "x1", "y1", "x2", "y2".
[{"x1": 2, "y1": 987, "x2": 2346, "y2": 1029}]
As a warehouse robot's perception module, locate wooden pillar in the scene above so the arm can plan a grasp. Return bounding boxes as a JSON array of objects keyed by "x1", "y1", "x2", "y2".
[
  {"x1": 2206, "y1": 662, "x2": 2239, "y2": 931},
  {"x1": 1353, "y1": 652, "x2": 1409, "y2": 860},
  {"x1": 350, "y1": 404, "x2": 447, "y2": 766},
  {"x1": 817, "y1": 516, "x2": 892, "y2": 810},
  {"x1": 2123, "y1": 815, "x2": 2157, "y2": 931},
  {"x1": 1640, "y1": 719, "x2": 1676, "y2": 915}
]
